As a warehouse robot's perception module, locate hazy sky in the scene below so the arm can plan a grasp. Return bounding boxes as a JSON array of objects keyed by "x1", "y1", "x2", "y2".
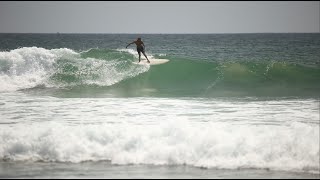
[{"x1": 0, "y1": 1, "x2": 319, "y2": 33}]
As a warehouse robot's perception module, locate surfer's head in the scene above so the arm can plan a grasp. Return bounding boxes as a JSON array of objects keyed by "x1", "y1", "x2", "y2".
[{"x1": 137, "y1": 37, "x2": 141, "y2": 41}]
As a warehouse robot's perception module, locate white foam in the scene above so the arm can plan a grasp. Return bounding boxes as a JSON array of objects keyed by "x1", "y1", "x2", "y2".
[
  {"x1": 73, "y1": 58, "x2": 150, "y2": 87},
  {"x1": 0, "y1": 47, "x2": 78, "y2": 92},
  {"x1": 0, "y1": 120, "x2": 318, "y2": 173}
]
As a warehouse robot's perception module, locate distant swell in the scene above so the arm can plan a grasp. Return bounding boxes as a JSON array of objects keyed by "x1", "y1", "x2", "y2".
[{"x1": 0, "y1": 47, "x2": 319, "y2": 97}]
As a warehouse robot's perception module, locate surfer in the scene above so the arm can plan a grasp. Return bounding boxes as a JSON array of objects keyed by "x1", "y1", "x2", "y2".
[{"x1": 126, "y1": 38, "x2": 150, "y2": 63}]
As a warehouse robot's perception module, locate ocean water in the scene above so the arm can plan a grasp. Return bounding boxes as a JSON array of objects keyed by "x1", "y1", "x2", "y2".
[{"x1": 0, "y1": 33, "x2": 319, "y2": 178}]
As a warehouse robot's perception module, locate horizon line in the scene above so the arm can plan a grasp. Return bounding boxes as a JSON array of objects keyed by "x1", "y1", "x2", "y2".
[{"x1": 1, "y1": 32, "x2": 319, "y2": 34}]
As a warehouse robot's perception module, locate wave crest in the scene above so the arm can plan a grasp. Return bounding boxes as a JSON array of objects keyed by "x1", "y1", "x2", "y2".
[{"x1": 0, "y1": 47, "x2": 149, "y2": 92}]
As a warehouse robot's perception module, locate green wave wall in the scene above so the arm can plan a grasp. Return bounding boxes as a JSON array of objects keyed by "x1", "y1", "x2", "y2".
[{"x1": 47, "y1": 49, "x2": 320, "y2": 97}]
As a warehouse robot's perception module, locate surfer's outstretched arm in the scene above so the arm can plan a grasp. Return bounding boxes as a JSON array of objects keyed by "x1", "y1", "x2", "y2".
[{"x1": 126, "y1": 41, "x2": 135, "y2": 48}]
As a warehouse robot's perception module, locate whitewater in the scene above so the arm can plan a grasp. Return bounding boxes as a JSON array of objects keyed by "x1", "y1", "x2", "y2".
[{"x1": 0, "y1": 33, "x2": 319, "y2": 178}]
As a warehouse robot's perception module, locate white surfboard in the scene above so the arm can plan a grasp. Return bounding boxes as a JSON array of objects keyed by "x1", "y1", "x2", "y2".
[{"x1": 132, "y1": 58, "x2": 170, "y2": 65}]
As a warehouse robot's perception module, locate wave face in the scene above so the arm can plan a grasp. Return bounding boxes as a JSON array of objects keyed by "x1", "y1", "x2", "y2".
[{"x1": 0, "y1": 47, "x2": 319, "y2": 97}]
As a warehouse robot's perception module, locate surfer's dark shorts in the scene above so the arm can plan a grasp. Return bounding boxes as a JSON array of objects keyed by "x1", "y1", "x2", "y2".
[{"x1": 137, "y1": 46, "x2": 145, "y2": 53}]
